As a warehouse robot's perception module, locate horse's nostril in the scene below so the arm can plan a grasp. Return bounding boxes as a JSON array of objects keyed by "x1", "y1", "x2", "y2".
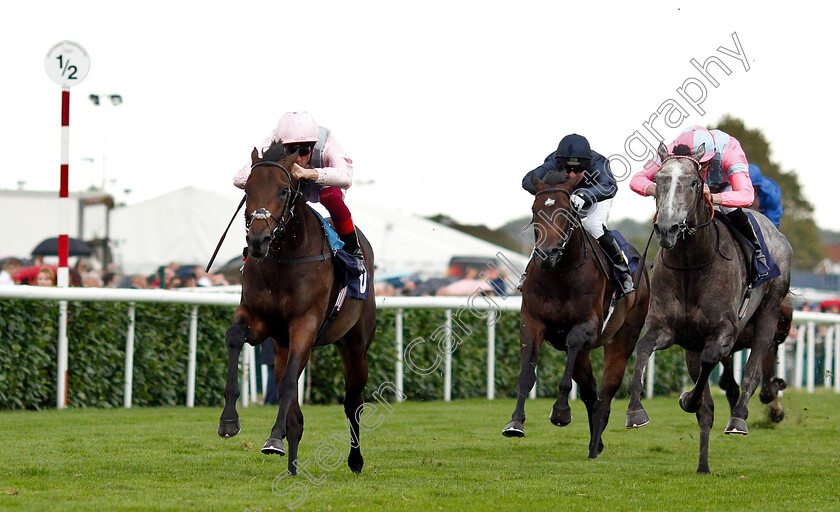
[
  {"x1": 667, "y1": 225, "x2": 680, "y2": 236},
  {"x1": 653, "y1": 223, "x2": 661, "y2": 235}
]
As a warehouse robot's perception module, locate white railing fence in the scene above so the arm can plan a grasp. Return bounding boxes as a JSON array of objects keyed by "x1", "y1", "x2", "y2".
[{"x1": 2, "y1": 286, "x2": 839, "y2": 409}]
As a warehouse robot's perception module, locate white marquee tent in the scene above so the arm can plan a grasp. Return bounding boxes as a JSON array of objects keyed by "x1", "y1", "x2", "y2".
[{"x1": 107, "y1": 187, "x2": 529, "y2": 277}]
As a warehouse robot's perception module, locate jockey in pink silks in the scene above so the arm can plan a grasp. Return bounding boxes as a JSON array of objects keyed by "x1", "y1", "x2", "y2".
[
  {"x1": 630, "y1": 125, "x2": 768, "y2": 283},
  {"x1": 234, "y1": 111, "x2": 365, "y2": 272}
]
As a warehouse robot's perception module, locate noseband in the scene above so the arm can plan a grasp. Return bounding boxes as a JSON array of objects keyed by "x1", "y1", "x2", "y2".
[{"x1": 245, "y1": 161, "x2": 302, "y2": 242}]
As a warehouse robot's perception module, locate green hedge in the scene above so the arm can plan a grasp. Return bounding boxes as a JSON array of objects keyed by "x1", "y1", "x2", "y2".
[{"x1": 0, "y1": 299, "x2": 689, "y2": 410}]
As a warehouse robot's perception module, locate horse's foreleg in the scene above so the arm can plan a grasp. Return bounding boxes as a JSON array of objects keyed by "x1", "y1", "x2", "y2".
[
  {"x1": 626, "y1": 328, "x2": 666, "y2": 429},
  {"x1": 728, "y1": 305, "x2": 779, "y2": 434},
  {"x1": 551, "y1": 318, "x2": 597, "y2": 427},
  {"x1": 679, "y1": 338, "x2": 726, "y2": 415},
  {"x1": 686, "y1": 351, "x2": 715, "y2": 474},
  {"x1": 218, "y1": 321, "x2": 247, "y2": 438},
  {"x1": 503, "y1": 317, "x2": 545, "y2": 438},
  {"x1": 590, "y1": 330, "x2": 635, "y2": 458},
  {"x1": 569, "y1": 351, "x2": 598, "y2": 455},
  {"x1": 263, "y1": 322, "x2": 315, "y2": 458}
]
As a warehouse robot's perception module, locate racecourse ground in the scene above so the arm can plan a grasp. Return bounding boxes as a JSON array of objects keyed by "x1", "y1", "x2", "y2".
[{"x1": 1, "y1": 392, "x2": 838, "y2": 511}]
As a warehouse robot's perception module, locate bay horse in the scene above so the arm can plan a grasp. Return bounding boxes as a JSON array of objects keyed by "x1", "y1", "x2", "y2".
[
  {"x1": 218, "y1": 143, "x2": 376, "y2": 475},
  {"x1": 625, "y1": 143, "x2": 792, "y2": 474},
  {"x1": 503, "y1": 170, "x2": 651, "y2": 459}
]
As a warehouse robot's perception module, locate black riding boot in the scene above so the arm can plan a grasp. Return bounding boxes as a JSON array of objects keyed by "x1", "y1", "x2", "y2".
[
  {"x1": 726, "y1": 208, "x2": 769, "y2": 283},
  {"x1": 597, "y1": 233, "x2": 635, "y2": 298},
  {"x1": 339, "y1": 229, "x2": 366, "y2": 274}
]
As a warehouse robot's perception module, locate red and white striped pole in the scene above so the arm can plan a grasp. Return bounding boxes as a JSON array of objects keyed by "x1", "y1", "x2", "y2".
[{"x1": 45, "y1": 41, "x2": 90, "y2": 409}]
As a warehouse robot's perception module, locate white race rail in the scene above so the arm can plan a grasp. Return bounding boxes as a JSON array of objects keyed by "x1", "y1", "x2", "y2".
[{"x1": 2, "y1": 286, "x2": 839, "y2": 407}]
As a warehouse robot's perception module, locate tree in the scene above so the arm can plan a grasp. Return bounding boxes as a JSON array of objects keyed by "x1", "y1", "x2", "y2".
[{"x1": 715, "y1": 116, "x2": 825, "y2": 269}]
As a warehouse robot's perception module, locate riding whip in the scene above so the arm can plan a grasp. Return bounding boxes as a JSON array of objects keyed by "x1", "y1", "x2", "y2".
[{"x1": 205, "y1": 195, "x2": 246, "y2": 273}]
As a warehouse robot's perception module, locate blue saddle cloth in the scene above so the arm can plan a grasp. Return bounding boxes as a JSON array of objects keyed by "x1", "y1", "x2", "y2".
[
  {"x1": 747, "y1": 212, "x2": 781, "y2": 287},
  {"x1": 607, "y1": 230, "x2": 640, "y2": 295},
  {"x1": 311, "y1": 208, "x2": 369, "y2": 300}
]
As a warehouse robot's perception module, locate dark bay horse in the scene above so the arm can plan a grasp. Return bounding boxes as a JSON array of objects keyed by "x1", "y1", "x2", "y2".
[
  {"x1": 625, "y1": 143, "x2": 792, "y2": 474},
  {"x1": 218, "y1": 144, "x2": 376, "y2": 475},
  {"x1": 503, "y1": 170, "x2": 651, "y2": 459}
]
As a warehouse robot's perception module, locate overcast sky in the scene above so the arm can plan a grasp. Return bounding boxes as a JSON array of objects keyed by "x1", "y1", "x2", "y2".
[{"x1": 3, "y1": 1, "x2": 838, "y2": 233}]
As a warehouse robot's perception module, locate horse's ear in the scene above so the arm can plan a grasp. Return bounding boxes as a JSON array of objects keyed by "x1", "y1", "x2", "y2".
[
  {"x1": 692, "y1": 143, "x2": 706, "y2": 162},
  {"x1": 530, "y1": 172, "x2": 543, "y2": 190},
  {"x1": 250, "y1": 147, "x2": 260, "y2": 164},
  {"x1": 657, "y1": 142, "x2": 669, "y2": 161}
]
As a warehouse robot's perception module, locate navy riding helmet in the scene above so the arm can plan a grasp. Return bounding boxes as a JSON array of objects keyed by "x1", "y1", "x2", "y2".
[{"x1": 556, "y1": 134, "x2": 592, "y2": 168}]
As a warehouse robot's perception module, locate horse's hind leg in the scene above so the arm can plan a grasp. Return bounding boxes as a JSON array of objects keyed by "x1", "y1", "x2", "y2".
[
  {"x1": 686, "y1": 351, "x2": 715, "y2": 474},
  {"x1": 219, "y1": 320, "x2": 247, "y2": 438},
  {"x1": 503, "y1": 315, "x2": 545, "y2": 437},
  {"x1": 590, "y1": 328, "x2": 636, "y2": 458},
  {"x1": 718, "y1": 354, "x2": 740, "y2": 415},
  {"x1": 285, "y1": 398, "x2": 304, "y2": 475},
  {"x1": 551, "y1": 318, "x2": 598, "y2": 427},
  {"x1": 337, "y1": 335, "x2": 369, "y2": 474}
]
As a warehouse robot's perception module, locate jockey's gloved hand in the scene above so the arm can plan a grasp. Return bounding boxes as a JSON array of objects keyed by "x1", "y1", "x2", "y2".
[{"x1": 571, "y1": 194, "x2": 586, "y2": 211}]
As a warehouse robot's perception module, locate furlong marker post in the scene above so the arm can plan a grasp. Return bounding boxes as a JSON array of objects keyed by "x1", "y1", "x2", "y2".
[{"x1": 44, "y1": 41, "x2": 90, "y2": 409}]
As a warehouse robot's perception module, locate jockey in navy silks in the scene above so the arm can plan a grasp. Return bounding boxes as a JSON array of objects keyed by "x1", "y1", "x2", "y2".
[{"x1": 521, "y1": 133, "x2": 635, "y2": 297}]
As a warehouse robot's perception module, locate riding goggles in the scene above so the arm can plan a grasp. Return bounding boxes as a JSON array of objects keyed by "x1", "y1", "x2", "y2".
[{"x1": 284, "y1": 143, "x2": 314, "y2": 156}]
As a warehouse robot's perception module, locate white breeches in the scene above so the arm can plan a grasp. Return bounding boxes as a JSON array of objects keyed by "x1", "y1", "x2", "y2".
[{"x1": 581, "y1": 198, "x2": 612, "y2": 239}]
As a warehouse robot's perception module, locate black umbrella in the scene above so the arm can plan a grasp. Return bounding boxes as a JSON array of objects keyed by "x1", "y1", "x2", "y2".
[{"x1": 31, "y1": 237, "x2": 93, "y2": 257}]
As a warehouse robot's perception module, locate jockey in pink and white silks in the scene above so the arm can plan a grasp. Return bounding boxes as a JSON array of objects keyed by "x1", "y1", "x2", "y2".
[
  {"x1": 234, "y1": 111, "x2": 365, "y2": 272},
  {"x1": 630, "y1": 125, "x2": 768, "y2": 283}
]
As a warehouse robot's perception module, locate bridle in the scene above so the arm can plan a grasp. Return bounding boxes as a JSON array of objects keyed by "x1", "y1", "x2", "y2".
[
  {"x1": 531, "y1": 187, "x2": 610, "y2": 278},
  {"x1": 245, "y1": 161, "x2": 303, "y2": 243},
  {"x1": 533, "y1": 187, "x2": 578, "y2": 256},
  {"x1": 655, "y1": 154, "x2": 715, "y2": 239}
]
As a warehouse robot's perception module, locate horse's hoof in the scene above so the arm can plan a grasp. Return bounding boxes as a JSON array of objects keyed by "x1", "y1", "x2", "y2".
[
  {"x1": 218, "y1": 418, "x2": 241, "y2": 438},
  {"x1": 725, "y1": 417, "x2": 749, "y2": 435},
  {"x1": 550, "y1": 406, "x2": 572, "y2": 427},
  {"x1": 697, "y1": 464, "x2": 711, "y2": 475},
  {"x1": 261, "y1": 437, "x2": 286, "y2": 455},
  {"x1": 348, "y1": 452, "x2": 364, "y2": 474},
  {"x1": 679, "y1": 391, "x2": 701, "y2": 413},
  {"x1": 626, "y1": 409, "x2": 650, "y2": 429},
  {"x1": 772, "y1": 377, "x2": 787, "y2": 390},
  {"x1": 588, "y1": 441, "x2": 604, "y2": 459},
  {"x1": 503, "y1": 421, "x2": 525, "y2": 437},
  {"x1": 769, "y1": 407, "x2": 785, "y2": 423}
]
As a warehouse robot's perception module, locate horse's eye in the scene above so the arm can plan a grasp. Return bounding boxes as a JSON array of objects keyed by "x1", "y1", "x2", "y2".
[
  {"x1": 278, "y1": 189, "x2": 288, "y2": 197},
  {"x1": 691, "y1": 179, "x2": 698, "y2": 188}
]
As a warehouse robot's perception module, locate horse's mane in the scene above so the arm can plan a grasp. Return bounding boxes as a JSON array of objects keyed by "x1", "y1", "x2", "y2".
[
  {"x1": 261, "y1": 140, "x2": 287, "y2": 162},
  {"x1": 672, "y1": 144, "x2": 693, "y2": 157},
  {"x1": 543, "y1": 170, "x2": 569, "y2": 186}
]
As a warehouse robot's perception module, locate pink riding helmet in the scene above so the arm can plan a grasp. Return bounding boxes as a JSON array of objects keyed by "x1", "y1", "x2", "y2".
[
  {"x1": 276, "y1": 111, "x2": 318, "y2": 144},
  {"x1": 671, "y1": 126, "x2": 716, "y2": 163}
]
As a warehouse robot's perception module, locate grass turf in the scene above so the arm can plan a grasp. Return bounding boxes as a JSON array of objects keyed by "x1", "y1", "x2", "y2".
[{"x1": 1, "y1": 391, "x2": 838, "y2": 511}]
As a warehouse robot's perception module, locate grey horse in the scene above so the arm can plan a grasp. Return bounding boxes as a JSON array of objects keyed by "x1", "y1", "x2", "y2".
[{"x1": 624, "y1": 142, "x2": 792, "y2": 474}]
